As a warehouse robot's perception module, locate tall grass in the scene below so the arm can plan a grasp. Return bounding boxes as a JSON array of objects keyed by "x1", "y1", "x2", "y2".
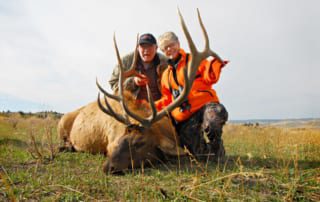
[{"x1": 0, "y1": 115, "x2": 319, "y2": 201}]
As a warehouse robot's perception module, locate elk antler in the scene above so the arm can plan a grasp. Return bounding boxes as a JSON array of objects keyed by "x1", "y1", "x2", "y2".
[
  {"x1": 96, "y1": 34, "x2": 141, "y2": 125},
  {"x1": 179, "y1": 8, "x2": 224, "y2": 84},
  {"x1": 121, "y1": 34, "x2": 141, "y2": 78},
  {"x1": 97, "y1": 9, "x2": 224, "y2": 128}
]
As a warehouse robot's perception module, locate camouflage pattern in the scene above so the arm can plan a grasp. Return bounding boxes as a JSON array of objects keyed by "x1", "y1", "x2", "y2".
[{"x1": 176, "y1": 102, "x2": 228, "y2": 161}]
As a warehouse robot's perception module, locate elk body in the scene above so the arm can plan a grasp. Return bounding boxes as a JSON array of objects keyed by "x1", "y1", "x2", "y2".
[
  {"x1": 58, "y1": 93, "x2": 183, "y2": 173},
  {"x1": 58, "y1": 9, "x2": 225, "y2": 174}
]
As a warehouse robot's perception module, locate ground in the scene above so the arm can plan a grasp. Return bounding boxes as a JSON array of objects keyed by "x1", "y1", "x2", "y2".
[{"x1": 0, "y1": 113, "x2": 319, "y2": 201}]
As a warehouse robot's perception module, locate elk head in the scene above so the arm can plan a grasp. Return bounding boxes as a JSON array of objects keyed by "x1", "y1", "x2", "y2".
[{"x1": 96, "y1": 9, "x2": 224, "y2": 174}]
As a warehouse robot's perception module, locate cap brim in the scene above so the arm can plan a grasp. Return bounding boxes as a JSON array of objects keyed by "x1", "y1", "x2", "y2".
[{"x1": 139, "y1": 40, "x2": 156, "y2": 45}]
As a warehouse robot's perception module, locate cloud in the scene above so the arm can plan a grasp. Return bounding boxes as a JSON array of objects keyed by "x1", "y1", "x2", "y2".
[{"x1": 0, "y1": 0, "x2": 319, "y2": 119}]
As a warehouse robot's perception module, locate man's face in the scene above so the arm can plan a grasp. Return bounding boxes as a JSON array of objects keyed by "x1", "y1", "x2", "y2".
[
  {"x1": 161, "y1": 41, "x2": 180, "y2": 60},
  {"x1": 138, "y1": 44, "x2": 157, "y2": 63}
]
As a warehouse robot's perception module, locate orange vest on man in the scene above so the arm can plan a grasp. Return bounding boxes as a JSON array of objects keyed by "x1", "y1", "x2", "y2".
[{"x1": 155, "y1": 49, "x2": 228, "y2": 122}]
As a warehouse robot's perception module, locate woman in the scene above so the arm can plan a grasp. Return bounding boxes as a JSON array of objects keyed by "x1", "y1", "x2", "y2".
[{"x1": 155, "y1": 31, "x2": 229, "y2": 160}]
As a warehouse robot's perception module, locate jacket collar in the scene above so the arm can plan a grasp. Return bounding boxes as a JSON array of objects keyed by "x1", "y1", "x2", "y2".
[{"x1": 168, "y1": 48, "x2": 187, "y2": 70}]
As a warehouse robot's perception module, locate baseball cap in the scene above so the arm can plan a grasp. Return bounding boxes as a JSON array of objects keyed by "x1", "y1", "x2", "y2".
[{"x1": 138, "y1": 33, "x2": 157, "y2": 45}]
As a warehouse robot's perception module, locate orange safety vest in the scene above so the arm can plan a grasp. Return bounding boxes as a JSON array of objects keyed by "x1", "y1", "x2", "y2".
[{"x1": 155, "y1": 49, "x2": 227, "y2": 122}]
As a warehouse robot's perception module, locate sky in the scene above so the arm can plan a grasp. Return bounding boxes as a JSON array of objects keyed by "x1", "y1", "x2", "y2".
[{"x1": 0, "y1": 0, "x2": 319, "y2": 120}]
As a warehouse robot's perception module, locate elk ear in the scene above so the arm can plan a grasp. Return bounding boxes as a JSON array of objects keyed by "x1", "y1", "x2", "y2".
[{"x1": 157, "y1": 136, "x2": 186, "y2": 156}]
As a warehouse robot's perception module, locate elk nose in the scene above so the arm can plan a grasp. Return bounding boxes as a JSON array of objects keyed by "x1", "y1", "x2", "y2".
[
  {"x1": 102, "y1": 159, "x2": 115, "y2": 174},
  {"x1": 102, "y1": 160, "x2": 110, "y2": 174},
  {"x1": 102, "y1": 160, "x2": 125, "y2": 175}
]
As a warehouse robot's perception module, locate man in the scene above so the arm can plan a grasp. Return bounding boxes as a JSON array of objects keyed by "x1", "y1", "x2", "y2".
[
  {"x1": 155, "y1": 32, "x2": 228, "y2": 160},
  {"x1": 109, "y1": 33, "x2": 167, "y2": 102}
]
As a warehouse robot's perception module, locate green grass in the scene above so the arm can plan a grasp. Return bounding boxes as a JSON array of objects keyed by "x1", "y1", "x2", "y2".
[{"x1": 0, "y1": 115, "x2": 319, "y2": 201}]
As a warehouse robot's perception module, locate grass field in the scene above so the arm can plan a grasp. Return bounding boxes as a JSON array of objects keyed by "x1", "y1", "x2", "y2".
[{"x1": 0, "y1": 114, "x2": 319, "y2": 201}]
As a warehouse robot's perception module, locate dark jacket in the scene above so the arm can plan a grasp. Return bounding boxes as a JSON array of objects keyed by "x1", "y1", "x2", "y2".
[{"x1": 109, "y1": 52, "x2": 168, "y2": 100}]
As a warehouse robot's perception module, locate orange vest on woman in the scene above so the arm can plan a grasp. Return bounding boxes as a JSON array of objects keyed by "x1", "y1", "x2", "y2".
[{"x1": 155, "y1": 49, "x2": 227, "y2": 122}]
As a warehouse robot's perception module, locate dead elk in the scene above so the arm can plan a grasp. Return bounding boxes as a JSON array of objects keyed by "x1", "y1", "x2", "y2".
[
  {"x1": 58, "y1": 92, "x2": 183, "y2": 174},
  {"x1": 57, "y1": 9, "x2": 224, "y2": 174}
]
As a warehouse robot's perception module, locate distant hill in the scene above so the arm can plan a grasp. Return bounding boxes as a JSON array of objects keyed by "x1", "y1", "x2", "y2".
[
  {"x1": 229, "y1": 118, "x2": 320, "y2": 128},
  {"x1": 0, "y1": 92, "x2": 51, "y2": 112}
]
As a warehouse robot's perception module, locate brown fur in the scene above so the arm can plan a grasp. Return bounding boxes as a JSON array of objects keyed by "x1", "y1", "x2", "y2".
[{"x1": 58, "y1": 92, "x2": 185, "y2": 173}]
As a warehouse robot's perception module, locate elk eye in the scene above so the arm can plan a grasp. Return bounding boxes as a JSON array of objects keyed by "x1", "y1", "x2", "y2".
[
  {"x1": 139, "y1": 127, "x2": 145, "y2": 132},
  {"x1": 126, "y1": 125, "x2": 144, "y2": 133}
]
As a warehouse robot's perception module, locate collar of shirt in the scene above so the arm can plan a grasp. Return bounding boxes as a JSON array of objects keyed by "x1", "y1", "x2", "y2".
[{"x1": 168, "y1": 53, "x2": 182, "y2": 70}]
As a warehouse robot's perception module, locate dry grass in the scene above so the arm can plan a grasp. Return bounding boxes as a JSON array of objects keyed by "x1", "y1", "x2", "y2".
[
  {"x1": 224, "y1": 124, "x2": 320, "y2": 161},
  {"x1": 0, "y1": 115, "x2": 319, "y2": 201}
]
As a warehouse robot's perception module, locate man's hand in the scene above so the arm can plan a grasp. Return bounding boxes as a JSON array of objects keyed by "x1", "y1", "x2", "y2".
[{"x1": 134, "y1": 74, "x2": 149, "y2": 86}]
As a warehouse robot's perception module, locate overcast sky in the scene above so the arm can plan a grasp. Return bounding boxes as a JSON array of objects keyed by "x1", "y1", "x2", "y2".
[{"x1": 1, "y1": 0, "x2": 319, "y2": 120}]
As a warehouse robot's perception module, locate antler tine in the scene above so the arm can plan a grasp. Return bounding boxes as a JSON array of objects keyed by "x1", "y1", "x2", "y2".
[
  {"x1": 97, "y1": 93, "x2": 130, "y2": 124},
  {"x1": 180, "y1": 8, "x2": 224, "y2": 85},
  {"x1": 197, "y1": 8, "x2": 209, "y2": 52},
  {"x1": 113, "y1": 34, "x2": 131, "y2": 121},
  {"x1": 146, "y1": 84, "x2": 157, "y2": 122},
  {"x1": 97, "y1": 93, "x2": 112, "y2": 116},
  {"x1": 178, "y1": 8, "x2": 202, "y2": 84},
  {"x1": 96, "y1": 78, "x2": 120, "y2": 101},
  {"x1": 123, "y1": 34, "x2": 140, "y2": 78},
  {"x1": 113, "y1": 33, "x2": 125, "y2": 73},
  {"x1": 116, "y1": 85, "x2": 157, "y2": 128},
  {"x1": 197, "y1": 9, "x2": 223, "y2": 63},
  {"x1": 178, "y1": 8, "x2": 198, "y2": 56},
  {"x1": 102, "y1": 94, "x2": 129, "y2": 124},
  {"x1": 113, "y1": 34, "x2": 123, "y2": 91}
]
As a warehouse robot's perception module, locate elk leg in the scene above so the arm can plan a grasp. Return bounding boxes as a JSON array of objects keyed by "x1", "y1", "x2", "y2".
[{"x1": 58, "y1": 139, "x2": 76, "y2": 152}]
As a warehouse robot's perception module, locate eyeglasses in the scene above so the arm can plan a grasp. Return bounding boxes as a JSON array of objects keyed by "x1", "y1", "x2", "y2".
[{"x1": 162, "y1": 42, "x2": 178, "y2": 52}]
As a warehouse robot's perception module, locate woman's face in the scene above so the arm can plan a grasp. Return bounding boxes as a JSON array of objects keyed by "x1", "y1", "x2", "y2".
[{"x1": 161, "y1": 41, "x2": 180, "y2": 60}]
